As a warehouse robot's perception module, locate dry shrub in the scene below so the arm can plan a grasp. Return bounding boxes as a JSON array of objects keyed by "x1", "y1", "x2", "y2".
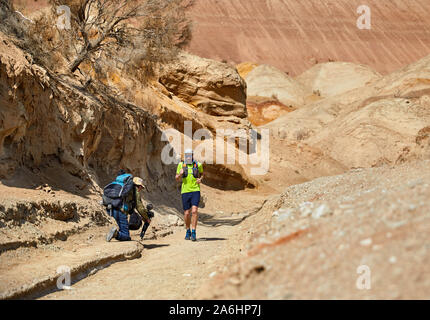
[
  {"x1": 48, "y1": 0, "x2": 193, "y2": 80},
  {"x1": 0, "y1": 1, "x2": 68, "y2": 70},
  {"x1": 0, "y1": 1, "x2": 25, "y2": 38},
  {"x1": 24, "y1": 13, "x2": 69, "y2": 70},
  {"x1": 1, "y1": 0, "x2": 193, "y2": 85},
  {"x1": 140, "y1": 91, "x2": 159, "y2": 114},
  {"x1": 295, "y1": 129, "x2": 311, "y2": 141},
  {"x1": 121, "y1": 0, "x2": 193, "y2": 85}
]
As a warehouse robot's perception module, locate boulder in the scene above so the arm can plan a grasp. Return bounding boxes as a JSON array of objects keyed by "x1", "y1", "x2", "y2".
[{"x1": 159, "y1": 52, "x2": 247, "y2": 118}]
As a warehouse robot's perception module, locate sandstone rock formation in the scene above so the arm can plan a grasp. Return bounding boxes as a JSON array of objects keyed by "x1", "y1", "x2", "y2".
[
  {"x1": 0, "y1": 33, "x2": 179, "y2": 206},
  {"x1": 264, "y1": 54, "x2": 430, "y2": 169},
  {"x1": 159, "y1": 52, "x2": 247, "y2": 118},
  {"x1": 186, "y1": 0, "x2": 430, "y2": 76}
]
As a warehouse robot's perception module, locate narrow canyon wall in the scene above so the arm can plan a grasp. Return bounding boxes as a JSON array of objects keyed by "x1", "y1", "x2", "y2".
[{"x1": 0, "y1": 35, "x2": 179, "y2": 206}]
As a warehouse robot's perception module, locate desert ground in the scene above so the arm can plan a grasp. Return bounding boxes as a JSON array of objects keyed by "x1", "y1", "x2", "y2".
[{"x1": 1, "y1": 0, "x2": 430, "y2": 299}]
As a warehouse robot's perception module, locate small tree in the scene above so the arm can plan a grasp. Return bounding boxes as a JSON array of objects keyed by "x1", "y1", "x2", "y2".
[{"x1": 48, "y1": 0, "x2": 192, "y2": 73}]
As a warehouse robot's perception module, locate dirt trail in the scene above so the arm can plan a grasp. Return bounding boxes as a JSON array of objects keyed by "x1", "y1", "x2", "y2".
[
  {"x1": 40, "y1": 222, "x2": 241, "y2": 299},
  {"x1": 0, "y1": 168, "x2": 267, "y2": 300},
  {"x1": 34, "y1": 185, "x2": 265, "y2": 300}
]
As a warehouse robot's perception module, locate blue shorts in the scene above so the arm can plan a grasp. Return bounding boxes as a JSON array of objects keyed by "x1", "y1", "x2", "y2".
[{"x1": 181, "y1": 191, "x2": 200, "y2": 211}]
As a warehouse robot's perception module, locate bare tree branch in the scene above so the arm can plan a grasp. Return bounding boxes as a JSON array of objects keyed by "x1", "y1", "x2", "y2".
[{"x1": 39, "y1": 0, "x2": 193, "y2": 75}]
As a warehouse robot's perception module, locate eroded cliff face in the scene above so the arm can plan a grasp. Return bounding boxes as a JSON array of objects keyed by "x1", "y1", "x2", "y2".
[
  {"x1": 0, "y1": 34, "x2": 179, "y2": 206},
  {"x1": 186, "y1": 0, "x2": 430, "y2": 76}
]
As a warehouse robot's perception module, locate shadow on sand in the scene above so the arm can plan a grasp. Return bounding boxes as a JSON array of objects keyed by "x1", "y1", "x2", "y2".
[
  {"x1": 198, "y1": 212, "x2": 246, "y2": 227},
  {"x1": 197, "y1": 237, "x2": 227, "y2": 242},
  {"x1": 142, "y1": 243, "x2": 170, "y2": 250}
]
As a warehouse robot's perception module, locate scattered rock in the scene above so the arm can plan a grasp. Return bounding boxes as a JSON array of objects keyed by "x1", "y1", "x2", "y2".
[
  {"x1": 312, "y1": 204, "x2": 332, "y2": 219},
  {"x1": 168, "y1": 215, "x2": 179, "y2": 226},
  {"x1": 228, "y1": 277, "x2": 241, "y2": 286},
  {"x1": 360, "y1": 238, "x2": 372, "y2": 246},
  {"x1": 272, "y1": 207, "x2": 294, "y2": 222},
  {"x1": 299, "y1": 202, "x2": 314, "y2": 217}
]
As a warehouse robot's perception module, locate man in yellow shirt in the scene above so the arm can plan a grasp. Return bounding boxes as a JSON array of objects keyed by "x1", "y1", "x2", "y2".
[{"x1": 175, "y1": 149, "x2": 204, "y2": 241}]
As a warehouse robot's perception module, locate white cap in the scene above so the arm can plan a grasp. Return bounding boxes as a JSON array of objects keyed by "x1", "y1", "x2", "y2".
[{"x1": 184, "y1": 148, "x2": 193, "y2": 154}]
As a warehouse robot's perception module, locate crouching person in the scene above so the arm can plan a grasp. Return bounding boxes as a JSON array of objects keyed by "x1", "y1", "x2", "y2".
[{"x1": 105, "y1": 173, "x2": 150, "y2": 242}]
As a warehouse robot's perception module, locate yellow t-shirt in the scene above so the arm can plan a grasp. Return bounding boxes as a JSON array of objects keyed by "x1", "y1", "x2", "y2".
[{"x1": 176, "y1": 162, "x2": 203, "y2": 194}]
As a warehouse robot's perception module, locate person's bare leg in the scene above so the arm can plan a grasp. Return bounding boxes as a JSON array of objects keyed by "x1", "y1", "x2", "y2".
[
  {"x1": 184, "y1": 209, "x2": 191, "y2": 230},
  {"x1": 191, "y1": 205, "x2": 198, "y2": 230}
]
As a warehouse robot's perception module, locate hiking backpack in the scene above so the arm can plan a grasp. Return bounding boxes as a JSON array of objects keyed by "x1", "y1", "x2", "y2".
[
  {"x1": 102, "y1": 173, "x2": 135, "y2": 215},
  {"x1": 181, "y1": 160, "x2": 200, "y2": 179},
  {"x1": 128, "y1": 203, "x2": 154, "y2": 231},
  {"x1": 128, "y1": 210, "x2": 142, "y2": 230}
]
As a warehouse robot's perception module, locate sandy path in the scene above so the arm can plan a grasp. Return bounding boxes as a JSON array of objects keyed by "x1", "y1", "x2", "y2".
[{"x1": 40, "y1": 222, "x2": 240, "y2": 299}]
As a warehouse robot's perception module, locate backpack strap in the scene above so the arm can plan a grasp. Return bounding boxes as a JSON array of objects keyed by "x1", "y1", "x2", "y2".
[
  {"x1": 192, "y1": 160, "x2": 200, "y2": 178},
  {"x1": 181, "y1": 161, "x2": 188, "y2": 178},
  {"x1": 130, "y1": 186, "x2": 137, "y2": 212},
  {"x1": 181, "y1": 160, "x2": 200, "y2": 179}
]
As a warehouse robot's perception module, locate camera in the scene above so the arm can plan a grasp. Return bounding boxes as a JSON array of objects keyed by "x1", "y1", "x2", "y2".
[
  {"x1": 146, "y1": 203, "x2": 154, "y2": 219},
  {"x1": 147, "y1": 211, "x2": 154, "y2": 219}
]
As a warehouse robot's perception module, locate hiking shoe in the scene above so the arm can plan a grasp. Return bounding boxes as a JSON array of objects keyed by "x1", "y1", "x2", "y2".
[
  {"x1": 185, "y1": 229, "x2": 191, "y2": 240},
  {"x1": 106, "y1": 227, "x2": 118, "y2": 242},
  {"x1": 191, "y1": 230, "x2": 197, "y2": 242}
]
